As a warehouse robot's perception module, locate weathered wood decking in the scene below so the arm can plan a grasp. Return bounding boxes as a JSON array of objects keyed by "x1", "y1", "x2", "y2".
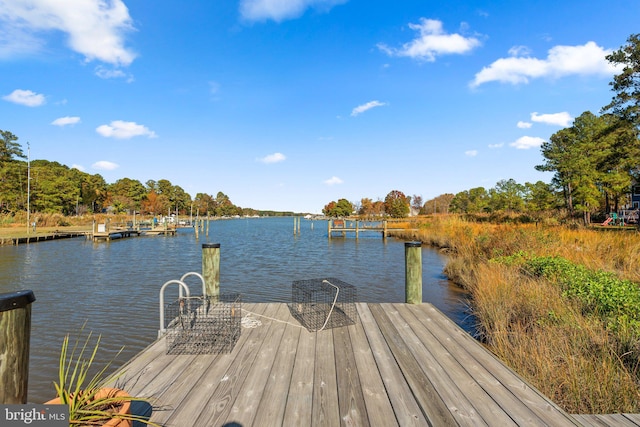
[{"x1": 114, "y1": 303, "x2": 635, "y2": 426}]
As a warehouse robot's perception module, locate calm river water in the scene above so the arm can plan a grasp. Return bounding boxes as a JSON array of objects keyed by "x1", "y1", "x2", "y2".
[{"x1": 0, "y1": 216, "x2": 472, "y2": 403}]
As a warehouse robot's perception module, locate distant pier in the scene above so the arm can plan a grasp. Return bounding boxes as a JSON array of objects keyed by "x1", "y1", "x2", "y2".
[
  {"x1": 91, "y1": 220, "x2": 176, "y2": 241},
  {"x1": 327, "y1": 219, "x2": 417, "y2": 239},
  {"x1": 0, "y1": 231, "x2": 87, "y2": 246}
]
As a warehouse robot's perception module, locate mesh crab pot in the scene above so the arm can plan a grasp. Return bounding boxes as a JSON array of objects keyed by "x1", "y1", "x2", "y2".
[
  {"x1": 164, "y1": 293, "x2": 241, "y2": 355},
  {"x1": 289, "y1": 278, "x2": 357, "y2": 332}
]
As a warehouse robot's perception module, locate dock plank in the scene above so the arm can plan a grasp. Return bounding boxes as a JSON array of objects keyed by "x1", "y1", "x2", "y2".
[
  {"x1": 312, "y1": 325, "x2": 340, "y2": 426},
  {"x1": 252, "y1": 312, "x2": 302, "y2": 425},
  {"x1": 282, "y1": 319, "x2": 316, "y2": 426},
  {"x1": 386, "y1": 303, "x2": 496, "y2": 426},
  {"x1": 333, "y1": 324, "x2": 369, "y2": 426},
  {"x1": 369, "y1": 303, "x2": 457, "y2": 427},
  {"x1": 160, "y1": 303, "x2": 270, "y2": 426},
  {"x1": 227, "y1": 304, "x2": 290, "y2": 425},
  {"x1": 356, "y1": 304, "x2": 427, "y2": 426},
  {"x1": 192, "y1": 303, "x2": 281, "y2": 426},
  {"x1": 348, "y1": 307, "x2": 398, "y2": 427}
]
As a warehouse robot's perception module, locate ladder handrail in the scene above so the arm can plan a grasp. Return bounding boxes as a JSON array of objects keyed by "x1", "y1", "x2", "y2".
[
  {"x1": 180, "y1": 272, "x2": 207, "y2": 298},
  {"x1": 159, "y1": 279, "x2": 190, "y2": 338}
]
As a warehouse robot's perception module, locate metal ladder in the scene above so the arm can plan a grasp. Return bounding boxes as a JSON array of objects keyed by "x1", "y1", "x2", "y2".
[{"x1": 158, "y1": 272, "x2": 206, "y2": 338}]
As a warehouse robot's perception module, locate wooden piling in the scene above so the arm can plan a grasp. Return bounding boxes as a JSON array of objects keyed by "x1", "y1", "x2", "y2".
[
  {"x1": 0, "y1": 290, "x2": 36, "y2": 404},
  {"x1": 292, "y1": 217, "x2": 301, "y2": 235},
  {"x1": 202, "y1": 243, "x2": 220, "y2": 297},
  {"x1": 405, "y1": 242, "x2": 422, "y2": 304}
]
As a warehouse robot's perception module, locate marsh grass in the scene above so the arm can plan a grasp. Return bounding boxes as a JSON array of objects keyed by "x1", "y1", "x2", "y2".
[{"x1": 393, "y1": 215, "x2": 640, "y2": 413}]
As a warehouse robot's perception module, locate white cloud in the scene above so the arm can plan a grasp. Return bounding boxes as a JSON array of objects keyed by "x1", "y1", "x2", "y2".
[
  {"x1": 0, "y1": 0, "x2": 136, "y2": 66},
  {"x1": 508, "y1": 45, "x2": 531, "y2": 57},
  {"x1": 92, "y1": 160, "x2": 119, "y2": 170},
  {"x1": 51, "y1": 116, "x2": 80, "y2": 126},
  {"x1": 488, "y1": 143, "x2": 504, "y2": 149},
  {"x1": 95, "y1": 66, "x2": 133, "y2": 82},
  {"x1": 96, "y1": 120, "x2": 157, "y2": 139},
  {"x1": 324, "y1": 176, "x2": 343, "y2": 185},
  {"x1": 259, "y1": 152, "x2": 286, "y2": 164},
  {"x1": 517, "y1": 121, "x2": 532, "y2": 129},
  {"x1": 510, "y1": 136, "x2": 545, "y2": 150},
  {"x1": 351, "y1": 100, "x2": 386, "y2": 116},
  {"x1": 531, "y1": 111, "x2": 573, "y2": 127},
  {"x1": 465, "y1": 150, "x2": 478, "y2": 157},
  {"x1": 2, "y1": 89, "x2": 45, "y2": 106},
  {"x1": 239, "y1": 0, "x2": 346, "y2": 22},
  {"x1": 378, "y1": 18, "x2": 481, "y2": 61},
  {"x1": 71, "y1": 164, "x2": 85, "y2": 171},
  {"x1": 471, "y1": 41, "x2": 620, "y2": 87}
]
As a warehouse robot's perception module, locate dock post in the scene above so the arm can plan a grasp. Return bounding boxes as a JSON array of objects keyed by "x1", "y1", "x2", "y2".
[
  {"x1": 0, "y1": 290, "x2": 36, "y2": 403},
  {"x1": 202, "y1": 243, "x2": 220, "y2": 297},
  {"x1": 383, "y1": 220, "x2": 387, "y2": 240},
  {"x1": 355, "y1": 220, "x2": 359, "y2": 240},
  {"x1": 327, "y1": 219, "x2": 332, "y2": 240},
  {"x1": 405, "y1": 242, "x2": 422, "y2": 304}
]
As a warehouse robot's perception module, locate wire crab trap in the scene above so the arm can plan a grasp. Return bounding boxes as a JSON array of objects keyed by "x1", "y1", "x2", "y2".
[
  {"x1": 289, "y1": 278, "x2": 357, "y2": 332},
  {"x1": 163, "y1": 293, "x2": 242, "y2": 355}
]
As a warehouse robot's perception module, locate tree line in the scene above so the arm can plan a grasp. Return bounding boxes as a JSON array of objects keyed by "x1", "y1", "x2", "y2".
[
  {"x1": 0, "y1": 130, "x2": 252, "y2": 217},
  {"x1": 322, "y1": 180, "x2": 558, "y2": 219},
  {"x1": 323, "y1": 34, "x2": 640, "y2": 223},
  {"x1": 322, "y1": 190, "x2": 408, "y2": 218}
]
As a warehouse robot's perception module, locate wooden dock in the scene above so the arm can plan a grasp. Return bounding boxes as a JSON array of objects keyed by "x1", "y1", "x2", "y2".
[
  {"x1": 91, "y1": 224, "x2": 176, "y2": 241},
  {"x1": 328, "y1": 219, "x2": 416, "y2": 239},
  {"x1": 92, "y1": 228, "x2": 141, "y2": 241},
  {"x1": 110, "y1": 302, "x2": 616, "y2": 426},
  {"x1": 0, "y1": 231, "x2": 87, "y2": 246}
]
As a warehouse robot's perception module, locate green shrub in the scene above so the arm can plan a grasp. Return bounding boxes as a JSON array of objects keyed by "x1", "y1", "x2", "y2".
[{"x1": 493, "y1": 254, "x2": 640, "y2": 338}]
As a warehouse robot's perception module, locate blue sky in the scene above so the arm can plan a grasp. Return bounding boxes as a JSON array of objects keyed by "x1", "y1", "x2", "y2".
[{"x1": 1, "y1": 1, "x2": 638, "y2": 213}]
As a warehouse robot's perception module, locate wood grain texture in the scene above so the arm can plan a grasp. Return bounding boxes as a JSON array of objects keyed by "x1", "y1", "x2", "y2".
[{"x1": 112, "y1": 303, "x2": 599, "y2": 426}]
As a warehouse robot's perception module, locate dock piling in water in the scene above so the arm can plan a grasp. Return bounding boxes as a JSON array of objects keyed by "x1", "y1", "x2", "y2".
[
  {"x1": 0, "y1": 290, "x2": 35, "y2": 404},
  {"x1": 202, "y1": 243, "x2": 220, "y2": 297},
  {"x1": 405, "y1": 241, "x2": 422, "y2": 304}
]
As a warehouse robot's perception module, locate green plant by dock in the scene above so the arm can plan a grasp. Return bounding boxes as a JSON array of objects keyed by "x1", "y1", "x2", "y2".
[{"x1": 49, "y1": 327, "x2": 159, "y2": 426}]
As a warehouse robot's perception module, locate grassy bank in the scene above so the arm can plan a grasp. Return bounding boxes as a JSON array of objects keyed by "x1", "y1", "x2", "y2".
[{"x1": 392, "y1": 215, "x2": 640, "y2": 414}]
